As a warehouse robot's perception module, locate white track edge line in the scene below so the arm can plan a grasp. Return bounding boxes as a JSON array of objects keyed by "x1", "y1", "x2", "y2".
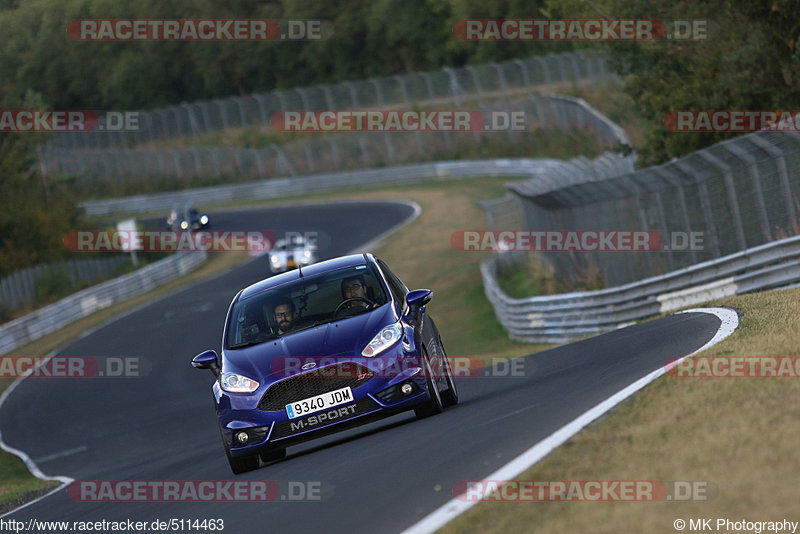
[
  {"x1": 0, "y1": 198, "x2": 421, "y2": 519},
  {"x1": 0, "y1": 351, "x2": 74, "y2": 519},
  {"x1": 400, "y1": 307, "x2": 739, "y2": 534},
  {"x1": 346, "y1": 200, "x2": 422, "y2": 254}
]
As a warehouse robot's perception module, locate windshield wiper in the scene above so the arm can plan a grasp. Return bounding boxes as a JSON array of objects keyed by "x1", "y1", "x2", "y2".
[
  {"x1": 289, "y1": 320, "x2": 330, "y2": 334},
  {"x1": 229, "y1": 333, "x2": 277, "y2": 349}
]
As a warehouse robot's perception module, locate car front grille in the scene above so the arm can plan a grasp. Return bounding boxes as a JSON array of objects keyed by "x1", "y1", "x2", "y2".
[{"x1": 257, "y1": 362, "x2": 376, "y2": 412}]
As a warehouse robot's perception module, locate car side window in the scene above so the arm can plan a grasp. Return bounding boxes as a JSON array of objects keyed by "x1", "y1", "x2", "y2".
[{"x1": 377, "y1": 259, "x2": 408, "y2": 306}]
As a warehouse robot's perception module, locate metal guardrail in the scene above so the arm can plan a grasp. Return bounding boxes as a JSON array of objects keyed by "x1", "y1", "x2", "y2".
[
  {"x1": 46, "y1": 93, "x2": 628, "y2": 187},
  {"x1": 0, "y1": 255, "x2": 131, "y2": 309},
  {"x1": 0, "y1": 252, "x2": 207, "y2": 355},
  {"x1": 481, "y1": 235, "x2": 800, "y2": 343},
  {"x1": 48, "y1": 51, "x2": 612, "y2": 151},
  {"x1": 77, "y1": 94, "x2": 633, "y2": 217},
  {"x1": 80, "y1": 155, "x2": 632, "y2": 216},
  {"x1": 476, "y1": 100, "x2": 800, "y2": 344},
  {"x1": 7, "y1": 84, "x2": 637, "y2": 354},
  {"x1": 1, "y1": 90, "x2": 625, "y2": 353},
  {"x1": 506, "y1": 130, "x2": 800, "y2": 288}
]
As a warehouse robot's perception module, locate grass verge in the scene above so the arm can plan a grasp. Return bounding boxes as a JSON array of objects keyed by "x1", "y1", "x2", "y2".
[
  {"x1": 440, "y1": 288, "x2": 800, "y2": 533},
  {"x1": 0, "y1": 460, "x2": 58, "y2": 515}
]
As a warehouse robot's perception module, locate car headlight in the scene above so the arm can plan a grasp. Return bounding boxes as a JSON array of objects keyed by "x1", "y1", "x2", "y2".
[
  {"x1": 220, "y1": 372, "x2": 259, "y2": 393},
  {"x1": 303, "y1": 250, "x2": 311, "y2": 258},
  {"x1": 180, "y1": 221, "x2": 189, "y2": 230},
  {"x1": 362, "y1": 321, "x2": 403, "y2": 357},
  {"x1": 270, "y1": 255, "x2": 280, "y2": 264},
  {"x1": 200, "y1": 215, "x2": 208, "y2": 225}
]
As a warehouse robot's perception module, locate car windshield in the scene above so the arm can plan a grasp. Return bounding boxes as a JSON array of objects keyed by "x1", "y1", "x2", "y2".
[
  {"x1": 273, "y1": 238, "x2": 306, "y2": 251},
  {"x1": 226, "y1": 264, "x2": 388, "y2": 348}
]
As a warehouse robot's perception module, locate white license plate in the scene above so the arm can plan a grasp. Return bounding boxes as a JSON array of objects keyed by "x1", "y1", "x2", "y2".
[{"x1": 286, "y1": 387, "x2": 353, "y2": 419}]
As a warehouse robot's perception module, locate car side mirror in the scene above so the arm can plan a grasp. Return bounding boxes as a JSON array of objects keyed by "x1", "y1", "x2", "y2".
[
  {"x1": 192, "y1": 350, "x2": 220, "y2": 378},
  {"x1": 406, "y1": 289, "x2": 433, "y2": 310}
]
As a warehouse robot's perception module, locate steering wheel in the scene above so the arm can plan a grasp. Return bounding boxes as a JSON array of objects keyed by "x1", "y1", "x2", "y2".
[{"x1": 333, "y1": 297, "x2": 374, "y2": 318}]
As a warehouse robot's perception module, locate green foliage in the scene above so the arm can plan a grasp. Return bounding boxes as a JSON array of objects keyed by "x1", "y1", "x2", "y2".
[
  {"x1": 0, "y1": 0, "x2": 561, "y2": 111},
  {"x1": 33, "y1": 265, "x2": 74, "y2": 304},
  {"x1": 0, "y1": 89, "x2": 80, "y2": 278},
  {"x1": 545, "y1": 0, "x2": 800, "y2": 165},
  {"x1": 0, "y1": 302, "x2": 12, "y2": 323}
]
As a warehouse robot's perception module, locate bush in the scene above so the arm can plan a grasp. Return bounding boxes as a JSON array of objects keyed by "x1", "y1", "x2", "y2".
[{"x1": 34, "y1": 267, "x2": 75, "y2": 305}]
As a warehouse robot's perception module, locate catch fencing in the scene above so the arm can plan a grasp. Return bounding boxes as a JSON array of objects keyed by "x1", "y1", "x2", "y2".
[
  {"x1": 46, "y1": 51, "x2": 612, "y2": 151},
  {"x1": 506, "y1": 130, "x2": 800, "y2": 288},
  {"x1": 0, "y1": 256, "x2": 132, "y2": 309},
  {"x1": 480, "y1": 128, "x2": 800, "y2": 342},
  {"x1": 42, "y1": 92, "x2": 626, "y2": 188},
  {"x1": 65, "y1": 94, "x2": 632, "y2": 215},
  {"x1": 0, "y1": 252, "x2": 206, "y2": 355}
]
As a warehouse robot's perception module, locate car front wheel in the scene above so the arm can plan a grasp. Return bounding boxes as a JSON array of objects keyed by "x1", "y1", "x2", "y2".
[
  {"x1": 439, "y1": 340, "x2": 459, "y2": 407},
  {"x1": 414, "y1": 348, "x2": 444, "y2": 419}
]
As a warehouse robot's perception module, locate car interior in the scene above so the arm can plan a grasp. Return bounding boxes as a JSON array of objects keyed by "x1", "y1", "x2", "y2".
[{"x1": 228, "y1": 267, "x2": 390, "y2": 347}]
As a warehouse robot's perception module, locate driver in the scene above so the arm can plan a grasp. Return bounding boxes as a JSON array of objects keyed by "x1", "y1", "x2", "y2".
[
  {"x1": 340, "y1": 275, "x2": 371, "y2": 309},
  {"x1": 272, "y1": 297, "x2": 297, "y2": 335}
]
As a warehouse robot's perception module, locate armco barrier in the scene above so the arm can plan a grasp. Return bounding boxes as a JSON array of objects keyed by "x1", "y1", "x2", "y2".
[
  {"x1": 19, "y1": 89, "x2": 633, "y2": 352},
  {"x1": 79, "y1": 154, "x2": 632, "y2": 217},
  {"x1": 48, "y1": 51, "x2": 612, "y2": 151},
  {"x1": 46, "y1": 93, "x2": 630, "y2": 186},
  {"x1": 506, "y1": 130, "x2": 800, "y2": 287},
  {"x1": 3, "y1": 90, "x2": 626, "y2": 352},
  {"x1": 481, "y1": 235, "x2": 800, "y2": 343},
  {"x1": 0, "y1": 251, "x2": 207, "y2": 355},
  {"x1": 76, "y1": 93, "x2": 633, "y2": 217}
]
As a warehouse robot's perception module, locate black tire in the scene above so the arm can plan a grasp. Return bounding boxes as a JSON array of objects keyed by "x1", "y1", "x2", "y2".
[
  {"x1": 414, "y1": 348, "x2": 444, "y2": 419},
  {"x1": 227, "y1": 452, "x2": 259, "y2": 475},
  {"x1": 439, "y1": 340, "x2": 459, "y2": 407},
  {"x1": 260, "y1": 448, "x2": 287, "y2": 463}
]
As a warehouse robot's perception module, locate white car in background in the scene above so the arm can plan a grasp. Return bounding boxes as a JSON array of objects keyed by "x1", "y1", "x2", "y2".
[{"x1": 269, "y1": 235, "x2": 317, "y2": 274}]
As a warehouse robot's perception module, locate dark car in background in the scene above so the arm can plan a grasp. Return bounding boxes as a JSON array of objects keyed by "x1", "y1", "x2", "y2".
[{"x1": 166, "y1": 205, "x2": 209, "y2": 231}]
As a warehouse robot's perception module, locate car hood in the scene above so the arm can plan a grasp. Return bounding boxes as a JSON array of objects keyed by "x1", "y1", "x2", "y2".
[{"x1": 222, "y1": 304, "x2": 398, "y2": 382}]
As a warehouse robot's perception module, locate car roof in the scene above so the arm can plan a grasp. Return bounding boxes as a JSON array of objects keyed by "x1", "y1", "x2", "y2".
[
  {"x1": 239, "y1": 253, "x2": 373, "y2": 301},
  {"x1": 274, "y1": 236, "x2": 307, "y2": 247}
]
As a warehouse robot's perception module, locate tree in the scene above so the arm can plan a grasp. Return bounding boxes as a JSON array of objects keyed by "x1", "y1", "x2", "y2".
[{"x1": 545, "y1": 0, "x2": 800, "y2": 165}]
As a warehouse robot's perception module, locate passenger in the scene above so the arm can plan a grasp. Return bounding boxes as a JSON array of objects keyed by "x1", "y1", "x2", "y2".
[{"x1": 272, "y1": 297, "x2": 297, "y2": 335}]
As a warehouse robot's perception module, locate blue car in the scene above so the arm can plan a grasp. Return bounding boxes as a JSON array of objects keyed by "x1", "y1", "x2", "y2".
[{"x1": 192, "y1": 253, "x2": 458, "y2": 474}]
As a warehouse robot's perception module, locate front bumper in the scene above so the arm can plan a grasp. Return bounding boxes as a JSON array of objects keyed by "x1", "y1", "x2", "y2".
[{"x1": 216, "y1": 352, "x2": 430, "y2": 457}]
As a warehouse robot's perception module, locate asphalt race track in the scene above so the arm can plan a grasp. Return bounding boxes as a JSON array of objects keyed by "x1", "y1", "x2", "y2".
[{"x1": 1, "y1": 201, "x2": 725, "y2": 533}]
